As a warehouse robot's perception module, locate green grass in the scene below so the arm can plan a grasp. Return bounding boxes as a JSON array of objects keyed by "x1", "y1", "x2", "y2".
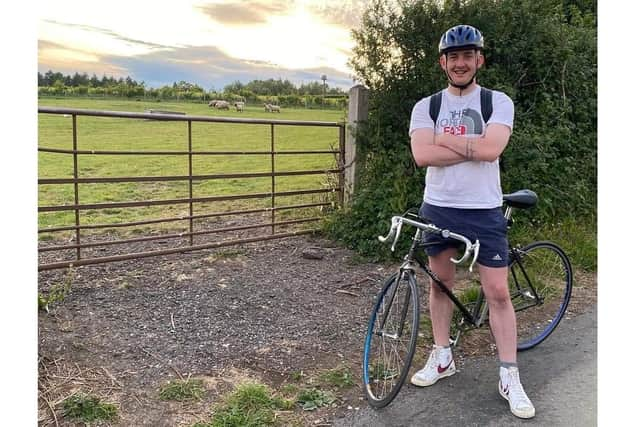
[
  {"x1": 195, "y1": 383, "x2": 294, "y2": 427},
  {"x1": 38, "y1": 267, "x2": 74, "y2": 312},
  {"x1": 159, "y1": 378, "x2": 206, "y2": 401},
  {"x1": 62, "y1": 392, "x2": 118, "y2": 423},
  {"x1": 509, "y1": 215, "x2": 596, "y2": 272},
  {"x1": 295, "y1": 388, "x2": 336, "y2": 411},
  {"x1": 318, "y1": 365, "x2": 354, "y2": 389},
  {"x1": 38, "y1": 97, "x2": 345, "y2": 239}
]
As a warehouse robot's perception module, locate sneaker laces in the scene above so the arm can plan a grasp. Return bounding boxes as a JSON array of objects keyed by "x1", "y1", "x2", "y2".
[
  {"x1": 423, "y1": 349, "x2": 439, "y2": 372},
  {"x1": 504, "y1": 370, "x2": 532, "y2": 408}
]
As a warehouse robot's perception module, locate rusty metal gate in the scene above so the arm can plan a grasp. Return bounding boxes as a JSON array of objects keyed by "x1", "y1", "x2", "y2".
[{"x1": 38, "y1": 107, "x2": 345, "y2": 271}]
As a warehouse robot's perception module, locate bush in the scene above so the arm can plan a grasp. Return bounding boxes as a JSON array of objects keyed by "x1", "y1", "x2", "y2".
[{"x1": 325, "y1": 0, "x2": 596, "y2": 260}]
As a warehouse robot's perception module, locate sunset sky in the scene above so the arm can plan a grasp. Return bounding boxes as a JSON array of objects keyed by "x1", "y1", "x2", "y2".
[{"x1": 38, "y1": 0, "x2": 368, "y2": 90}]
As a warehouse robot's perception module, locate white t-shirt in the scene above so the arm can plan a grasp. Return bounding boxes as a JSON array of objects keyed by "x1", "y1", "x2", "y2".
[{"x1": 409, "y1": 85, "x2": 514, "y2": 209}]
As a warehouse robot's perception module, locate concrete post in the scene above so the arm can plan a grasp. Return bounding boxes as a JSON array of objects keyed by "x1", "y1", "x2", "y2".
[{"x1": 344, "y1": 85, "x2": 369, "y2": 206}]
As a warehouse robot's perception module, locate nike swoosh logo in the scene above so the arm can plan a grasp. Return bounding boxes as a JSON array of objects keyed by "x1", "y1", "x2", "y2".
[
  {"x1": 437, "y1": 359, "x2": 453, "y2": 374},
  {"x1": 501, "y1": 382, "x2": 509, "y2": 395}
]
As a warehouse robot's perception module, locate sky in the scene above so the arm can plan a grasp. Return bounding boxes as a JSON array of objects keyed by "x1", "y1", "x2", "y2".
[{"x1": 38, "y1": 0, "x2": 369, "y2": 91}]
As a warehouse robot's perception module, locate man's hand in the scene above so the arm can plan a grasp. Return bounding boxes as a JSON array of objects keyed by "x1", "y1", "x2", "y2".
[
  {"x1": 410, "y1": 128, "x2": 468, "y2": 167},
  {"x1": 435, "y1": 124, "x2": 511, "y2": 162}
]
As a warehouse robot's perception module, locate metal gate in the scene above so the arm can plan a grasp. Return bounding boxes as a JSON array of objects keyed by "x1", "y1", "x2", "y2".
[{"x1": 38, "y1": 107, "x2": 345, "y2": 271}]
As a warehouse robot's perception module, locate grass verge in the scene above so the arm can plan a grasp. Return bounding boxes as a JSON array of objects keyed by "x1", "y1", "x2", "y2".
[
  {"x1": 318, "y1": 365, "x2": 355, "y2": 389},
  {"x1": 159, "y1": 378, "x2": 206, "y2": 401},
  {"x1": 62, "y1": 392, "x2": 118, "y2": 423},
  {"x1": 509, "y1": 215, "x2": 596, "y2": 272},
  {"x1": 195, "y1": 383, "x2": 294, "y2": 427}
]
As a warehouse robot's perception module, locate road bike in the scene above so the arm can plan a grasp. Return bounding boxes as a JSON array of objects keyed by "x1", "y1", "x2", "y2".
[{"x1": 362, "y1": 189, "x2": 573, "y2": 408}]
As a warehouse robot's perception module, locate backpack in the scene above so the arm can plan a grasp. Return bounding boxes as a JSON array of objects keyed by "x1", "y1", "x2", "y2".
[
  {"x1": 428, "y1": 87, "x2": 505, "y2": 171},
  {"x1": 428, "y1": 87, "x2": 493, "y2": 128}
]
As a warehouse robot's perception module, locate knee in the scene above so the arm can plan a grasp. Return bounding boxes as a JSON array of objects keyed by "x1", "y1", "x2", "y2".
[
  {"x1": 484, "y1": 283, "x2": 511, "y2": 307},
  {"x1": 430, "y1": 277, "x2": 454, "y2": 295}
]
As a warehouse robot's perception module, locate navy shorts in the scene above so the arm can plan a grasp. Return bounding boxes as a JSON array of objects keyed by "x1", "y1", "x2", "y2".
[{"x1": 418, "y1": 203, "x2": 509, "y2": 268}]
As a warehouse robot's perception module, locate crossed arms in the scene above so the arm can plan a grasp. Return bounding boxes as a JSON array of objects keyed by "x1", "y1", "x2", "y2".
[{"x1": 410, "y1": 124, "x2": 511, "y2": 167}]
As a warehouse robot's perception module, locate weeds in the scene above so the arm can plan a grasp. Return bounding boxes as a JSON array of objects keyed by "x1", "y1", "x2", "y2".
[
  {"x1": 205, "y1": 249, "x2": 246, "y2": 263},
  {"x1": 196, "y1": 383, "x2": 293, "y2": 427},
  {"x1": 319, "y1": 365, "x2": 354, "y2": 389},
  {"x1": 62, "y1": 392, "x2": 118, "y2": 423},
  {"x1": 38, "y1": 267, "x2": 74, "y2": 313},
  {"x1": 280, "y1": 384, "x2": 299, "y2": 396},
  {"x1": 296, "y1": 388, "x2": 336, "y2": 411},
  {"x1": 290, "y1": 370, "x2": 304, "y2": 382},
  {"x1": 159, "y1": 378, "x2": 205, "y2": 401}
]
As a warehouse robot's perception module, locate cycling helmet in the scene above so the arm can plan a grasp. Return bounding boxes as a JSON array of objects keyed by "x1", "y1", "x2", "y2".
[{"x1": 438, "y1": 25, "x2": 484, "y2": 54}]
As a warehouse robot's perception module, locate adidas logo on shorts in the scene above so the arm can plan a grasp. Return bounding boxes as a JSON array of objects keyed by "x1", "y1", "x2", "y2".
[{"x1": 492, "y1": 254, "x2": 503, "y2": 261}]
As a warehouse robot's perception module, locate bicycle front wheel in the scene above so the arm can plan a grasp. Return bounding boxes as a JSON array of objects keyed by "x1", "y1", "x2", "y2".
[
  {"x1": 509, "y1": 241, "x2": 573, "y2": 351},
  {"x1": 363, "y1": 270, "x2": 419, "y2": 408}
]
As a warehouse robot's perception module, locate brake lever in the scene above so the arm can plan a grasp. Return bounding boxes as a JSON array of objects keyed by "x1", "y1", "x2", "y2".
[
  {"x1": 391, "y1": 220, "x2": 403, "y2": 252},
  {"x1": 445, "y1": 229, "x2": 468, "y2": 266},
  {"x1": 378, "y1": 218, "x2": 396, "y2": 243},
  {"x1": 468, "y1": 240, "x2": 480, "y2": 272}
]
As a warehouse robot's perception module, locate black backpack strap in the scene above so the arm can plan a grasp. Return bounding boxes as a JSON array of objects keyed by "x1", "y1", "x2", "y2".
[
  {"x1": 479, "y1": 87, "x2": 506, "y2": 172},
  {"x1": 428, "y1": 90, "x2": 443, "y2": 124},
  {"x1": 480, "y1": 87, "x2": 493, "y2": 123}
]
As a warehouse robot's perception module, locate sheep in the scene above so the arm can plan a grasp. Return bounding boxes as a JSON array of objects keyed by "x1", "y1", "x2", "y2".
[
  {"x1": 264, "y1": 103, "x2": 281, "y2": 113},
  {"x1": 234, "y1": 101, "x2": 245, "y2": 112},
  {"x1": 215, "y1": 100, "x2": 230, "y2": 110},
  {"x1": 208, "y1": 99, "x2": 223, "y2": 107}
]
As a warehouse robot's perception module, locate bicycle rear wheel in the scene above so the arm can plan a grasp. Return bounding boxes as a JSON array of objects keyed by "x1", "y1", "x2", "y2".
[
  {"x1": 363, "y1": 270, "x2": 419, "y2": 408},
  {"x1": 509, "y1": 241, "x2": 573, "y2": 351}
]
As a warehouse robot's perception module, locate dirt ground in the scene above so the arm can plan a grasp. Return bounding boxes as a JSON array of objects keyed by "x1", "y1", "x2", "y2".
[{"x1": 37, "y1": 235, "x2": 597, "y2": 426}]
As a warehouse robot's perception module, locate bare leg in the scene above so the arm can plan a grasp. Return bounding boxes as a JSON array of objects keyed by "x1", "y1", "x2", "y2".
[
  {"x1": 478, "y1": 265, "x2": 517, "y2": 363},
  {"x1": 428, "y1": 248, "x2": 458, "y2": 347}
]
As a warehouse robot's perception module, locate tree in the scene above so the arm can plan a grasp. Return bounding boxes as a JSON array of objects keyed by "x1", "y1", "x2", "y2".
[{"x1": 325, "y1": 0, "x2": 596, "y2": 257}]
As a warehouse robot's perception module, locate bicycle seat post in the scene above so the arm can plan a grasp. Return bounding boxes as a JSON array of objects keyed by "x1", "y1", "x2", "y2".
[{"x1": 504, "y1": 206, "x2": 513, "y2": 221}]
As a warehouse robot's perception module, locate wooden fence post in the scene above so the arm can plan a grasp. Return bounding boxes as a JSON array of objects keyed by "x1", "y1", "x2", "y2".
[{"x1": 345, "y1": 84, "x2": 369, "y2": 206}]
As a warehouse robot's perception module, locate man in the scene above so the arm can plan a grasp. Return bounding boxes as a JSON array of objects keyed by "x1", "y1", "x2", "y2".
[{"x1": 408, "y1": 24, "x2": 535, "y2": 419}]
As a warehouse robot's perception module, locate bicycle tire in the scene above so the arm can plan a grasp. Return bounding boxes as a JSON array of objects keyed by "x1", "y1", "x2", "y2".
[
  {"x1": 509, "y1": 241, "x2": 573, "y2": 351},
  {"x1": 362, "y1": 270, "x2": 420, "y2": 408}
]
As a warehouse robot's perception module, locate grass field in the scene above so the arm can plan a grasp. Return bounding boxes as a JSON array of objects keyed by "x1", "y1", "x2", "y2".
[{"x1": 38, "y1": 98, "x2": 346, "y2": 240}]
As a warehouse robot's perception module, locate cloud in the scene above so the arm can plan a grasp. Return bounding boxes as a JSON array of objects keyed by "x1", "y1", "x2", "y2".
[
  {"x1": 308, "y1": 0, "x2": 368, "y2": 29},
  {"x1": 197, "y1": 0, "x2": 294, "y2": 26},
  {"x1": 38, "y1": 39, "x2": 128, "y2": 77},
  {"x1": 37, "y1": 2, "x2": 358, "y2": 90},
  {"x1": 42, "y1": 19, "x2": 172, "y2": 51},
  {"x1": 68, "y1": 43, "x2": 355, "y2": 90}
]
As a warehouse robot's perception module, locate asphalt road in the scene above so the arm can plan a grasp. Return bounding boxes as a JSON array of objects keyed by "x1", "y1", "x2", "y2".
[{"x1": 335, "y1": 307, "x2": 596, "y2": 426}]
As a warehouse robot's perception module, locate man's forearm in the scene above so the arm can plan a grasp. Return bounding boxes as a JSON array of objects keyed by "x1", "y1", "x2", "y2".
[
  {"x1": 412, "y1": 144, "x2": 468, "y2": 167},
  {"x1": 435, "y1": 133, "x2": 500, "y2": 162}
]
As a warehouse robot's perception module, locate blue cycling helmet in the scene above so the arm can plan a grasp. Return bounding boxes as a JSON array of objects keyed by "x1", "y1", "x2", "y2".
[{"x1": 438, "y1": 25, "x2": 484, "y2": 54}]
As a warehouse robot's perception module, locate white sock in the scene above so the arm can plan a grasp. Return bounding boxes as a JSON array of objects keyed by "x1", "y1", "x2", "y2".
[{"x1": 434, "y1": 345, "x2": 452, "y2": 363}]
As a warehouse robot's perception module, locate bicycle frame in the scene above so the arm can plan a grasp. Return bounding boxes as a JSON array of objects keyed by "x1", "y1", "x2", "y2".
[
  {"x1": 508, "y1": 247, "x2": 543, "y2": 311},
  {"x1": 399, "y1": 228, "x2": 481, "y2": 328},
  {"x1": 375, "y1": 200, "x2": 546, "y2": 344}
]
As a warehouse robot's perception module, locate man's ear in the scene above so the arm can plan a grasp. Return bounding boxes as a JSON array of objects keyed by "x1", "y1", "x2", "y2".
[
  {"x1": 477, "y1": 52, "x2": 485, "y2": 69},
  {"x1": 439, "y1": 54, "x2": 447, "y2": 71}
]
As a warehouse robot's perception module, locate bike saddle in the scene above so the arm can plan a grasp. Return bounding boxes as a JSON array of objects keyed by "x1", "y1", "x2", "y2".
[{"x1": 502, "y1": 189, "x2": 538, "y2": 209}]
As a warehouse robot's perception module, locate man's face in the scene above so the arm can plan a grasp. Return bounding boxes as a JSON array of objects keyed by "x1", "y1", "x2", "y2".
[{"x1": 439, "y1": 49, "x2": 484, "y2": 86}]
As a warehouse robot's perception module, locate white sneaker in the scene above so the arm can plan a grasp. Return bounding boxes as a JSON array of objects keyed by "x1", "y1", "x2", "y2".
[
  {"x1": 411, "y1": 346, "x2": 456, "y2": 387},
  {"x1": 499, "y1": 367, "x2": 535, "y2": 419}
]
